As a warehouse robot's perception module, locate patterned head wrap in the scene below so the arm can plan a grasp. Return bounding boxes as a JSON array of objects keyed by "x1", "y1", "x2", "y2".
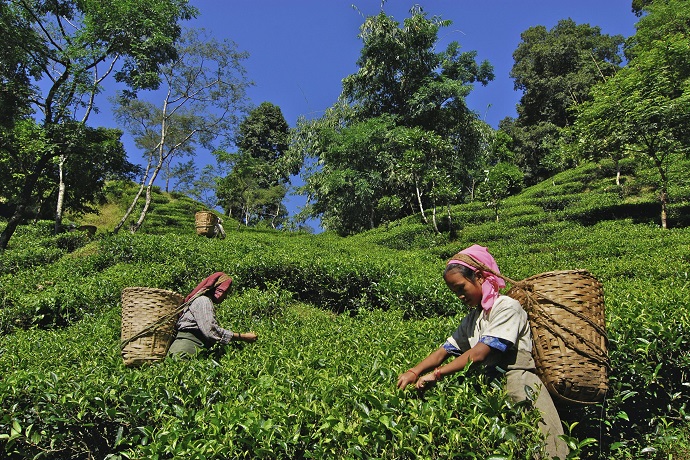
[
  {"x1": 446, "y1": 244, "x2": 505, "y2": 311},
  {"x1": 184, "y1": 272, "x2": 233, "y2": 303}
]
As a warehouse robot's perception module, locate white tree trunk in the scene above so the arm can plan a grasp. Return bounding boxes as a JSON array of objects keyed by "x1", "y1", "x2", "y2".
[
  {"x1": 114, "y1": 159, "x2": 152, "y2": 234},
  {"x1": 131, "y1": 156, "x2": 164, "y2": 233},
  {"x1": 54, "y1": 155, "x2": 67, "y2": 234},
  {"x1": 415, "y1": 177, "x2": 428, "y2": 224},
  {"x1": 431, "y1": 203, "x2": 440, "y2": 234}
]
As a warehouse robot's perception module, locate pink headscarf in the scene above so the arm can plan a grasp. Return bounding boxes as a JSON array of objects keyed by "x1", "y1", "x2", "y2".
[
  {"x1": 184, "y1": 272, "x2": 233, "y2": 303},
  {"x1": 447, "y1": 244, "x2": 505, "y2": 311}
]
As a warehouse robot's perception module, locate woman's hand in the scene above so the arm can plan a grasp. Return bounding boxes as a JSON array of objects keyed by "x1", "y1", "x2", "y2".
[
  {"x1": 237, "y1": 332, "x2": 258, "y2": 342},
  {"x1": 415, "y1": 372, "x2": 437, "y2": 390},
  {"x1": 396, "y1": 370, "x2": 418, "y2": 389}
]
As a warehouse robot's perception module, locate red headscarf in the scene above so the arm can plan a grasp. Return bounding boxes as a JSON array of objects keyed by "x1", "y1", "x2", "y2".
[
  {"x1": 184, "y1": 272, "x2": 233, "y2": 303},
  {"x1": 446, "y1": 244, "x2": 505, "y2": 311}
]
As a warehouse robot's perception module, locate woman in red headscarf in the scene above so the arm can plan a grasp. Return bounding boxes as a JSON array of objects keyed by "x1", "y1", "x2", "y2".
[
  {"x1": 167, "y1": 272, "x2": 257, "y2": 357},
  {"x1": 396, "y1": 245, "x2": 568, "y2": 459}
]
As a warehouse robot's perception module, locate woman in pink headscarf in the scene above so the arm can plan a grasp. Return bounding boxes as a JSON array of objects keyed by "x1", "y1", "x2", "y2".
[
  {"x1": 167, "y1": 272, "x2": 257, "y2": 357},
  {"x1": 396, "y1": 245, "x2": 568, "y2": 459}
]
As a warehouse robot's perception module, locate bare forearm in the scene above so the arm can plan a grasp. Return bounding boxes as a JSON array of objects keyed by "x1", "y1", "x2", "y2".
[
  {"x1": 408, "y1": 348, "x2": 449, "y2": 375},
  {"x1": 435, "y1": 343, "x2": 491, "y2": 379}
]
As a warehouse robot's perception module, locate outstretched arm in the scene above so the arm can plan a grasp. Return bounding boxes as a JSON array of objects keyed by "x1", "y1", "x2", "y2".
[{"x1": 415, "y1": 342, "x2": 492, "y2": 389}]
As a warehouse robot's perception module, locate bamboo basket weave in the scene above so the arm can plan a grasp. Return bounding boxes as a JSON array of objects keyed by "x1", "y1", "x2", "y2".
[
  {"x1": 449, "y1": 254, "x2": 609, "y2": 405},
  {"x1": 507, "y1": 270, "x2": 609, "y2": 404},
  {"x1": 195, "y1": 211, "x2": 218, "y2": 237},
  {"x1": 120, "y1": 287, "x2": 184, "y2": 366}
]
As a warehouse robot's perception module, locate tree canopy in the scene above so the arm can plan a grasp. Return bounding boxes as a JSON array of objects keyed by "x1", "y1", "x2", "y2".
[
  {"x1": 505, "y1": 18, "x2": 625, "y2": 182},
  {"x1": 571, "y1": 0, "x2": 690, "y2": 229},
  {"x1": 0, "y1": 0, "x2": 197, "y2": 249},
  {"x1": 216, "y1": 102, "x2": 294, "y2": 228},
  {"x1": 293, "y1": 6, "x2": 494, "y2": 235}
]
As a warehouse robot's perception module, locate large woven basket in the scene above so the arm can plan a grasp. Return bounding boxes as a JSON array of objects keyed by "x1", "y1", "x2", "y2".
[
  {"x1": 120, "y1": 287, "x2": 184, "y2": 367},
  {"x1": 507, "y1": 270, "x2": 609, "y2": 404},
  {"x1": 195, "y1": 211, "x2": 218, "y2": 237}
]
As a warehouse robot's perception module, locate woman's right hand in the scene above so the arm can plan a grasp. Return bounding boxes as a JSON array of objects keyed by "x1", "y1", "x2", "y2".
[{"x1": 238, "y1": 332, "x2": 258, "y2": 342}]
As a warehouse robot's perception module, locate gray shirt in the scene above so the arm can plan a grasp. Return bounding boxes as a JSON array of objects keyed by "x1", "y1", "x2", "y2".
[{"x1": 175, "y1": 295, "x2": 234, "y2": 346}]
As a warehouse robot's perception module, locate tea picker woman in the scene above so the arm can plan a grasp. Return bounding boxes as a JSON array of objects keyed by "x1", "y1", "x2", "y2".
[
  {"x1": 396, "y1": 245, "x2": 568, "y2": 459},
  {"x1": 167, "y1": 272, "x2": 257, "y2": 357}
]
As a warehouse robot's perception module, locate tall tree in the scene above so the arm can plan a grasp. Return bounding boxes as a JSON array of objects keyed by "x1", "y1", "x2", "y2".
[
  {"x1": 0, "y1": 0, "x2": 197, "y2": 249},
  {"x1": 572, "y1": 0, "x2": 690, "y2": 229},
  {"x1": 293, "y1": 6, "x2": 493, "y2": 235},
  {"x1": 216, "y1": 102, "x2": 295, "y2": 228},
  {"x1": 507, "y1": 19, "x2": 624, "y2": 183},
  {"x1": 477, "y1": 162, "x2": 523, "y2": 222},
  {"x1": 112, "y1": 28, "x2": 251, "y2": 234}
]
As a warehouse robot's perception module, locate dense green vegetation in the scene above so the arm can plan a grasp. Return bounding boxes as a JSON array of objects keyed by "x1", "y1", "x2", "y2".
[
  {"x1": 2, "y1": 157, "x2": 689, "y2": 459},
  {"x1": 2, "y1": 2, "x2": 689, "y2": 457}
]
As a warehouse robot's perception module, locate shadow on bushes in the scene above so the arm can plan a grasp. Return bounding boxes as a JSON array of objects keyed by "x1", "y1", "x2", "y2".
[{"x1": 573, "y1": 202, "x2": 660, "y2": 226}]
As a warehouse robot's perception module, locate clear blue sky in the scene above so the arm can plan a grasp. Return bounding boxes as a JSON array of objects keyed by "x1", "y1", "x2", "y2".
[{"x1": 90, "y1": 0, "x2": 639, "y2": 229}]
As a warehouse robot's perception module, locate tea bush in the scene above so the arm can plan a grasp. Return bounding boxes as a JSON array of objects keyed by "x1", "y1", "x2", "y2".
[{"x1": 1, "y1": 301, "x2": 551, "y2": 459}]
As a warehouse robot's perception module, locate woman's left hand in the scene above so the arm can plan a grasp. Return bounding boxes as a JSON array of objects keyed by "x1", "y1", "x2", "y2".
[{"x1": 415, "y1": 373, "x2": 437, "y2": 390}]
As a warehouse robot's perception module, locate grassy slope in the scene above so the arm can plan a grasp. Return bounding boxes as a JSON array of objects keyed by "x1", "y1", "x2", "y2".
[{"x1": 1, "y1": 157, "x2": 689, "y2": 459}]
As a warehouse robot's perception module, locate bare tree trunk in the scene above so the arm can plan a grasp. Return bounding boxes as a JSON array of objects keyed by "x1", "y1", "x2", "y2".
[
  {"x1": 431, "y1": 202, "x2": 440, "y2": 234},
  {"x1": 415, "y1": 177, "x2": 428, "y2": 224},
  {"x1": 467, "y1": 179, "x2": 477, "y2": 201},
  {"x1": 430, "y1": 179, "x2": 440, "y2": 234},
  {"x1": 446, "y1": 203, "x2": 457, "y2": 239},
  {"x1": 54, "y1": 155, "x2": 67, "y2": 234},
  {"x1": 0, "y1": 155, "x2": 51, "y2": 250},
  {"x1": 113, "y1": 159, "x2": 152, "y2": 234},
  {"x1": 660, "y1": 190, "x2": 668, "y2": 229},
  {"x1": 131, "y1": 157, "x2": 164, "y2": 233},
  {"x1": 652, "y1": 154, "x2": 668, "y2": 229},
  {"x1": 52, "y1": 62, "x2": 109, "y2": 236},
  {"x1": 271, "y1": 203, "x2": 280, "y2": 229}
]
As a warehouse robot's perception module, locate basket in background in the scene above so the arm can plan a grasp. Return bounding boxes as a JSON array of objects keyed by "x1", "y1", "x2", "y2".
[
  {"x1": 507, "y1": 270, "x2": 609, "y2": 404},
  {"x1": 195, "y1": 211, "x2": 218, "y2": 237},
  {"x1": 120, "y1": 287, "x2": 184, "y2": 366}
]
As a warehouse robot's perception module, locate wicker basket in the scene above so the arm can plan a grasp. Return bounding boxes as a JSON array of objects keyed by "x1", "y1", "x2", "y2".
[
  {"x1": 120, "y1": 287, "x2": 184, "y2": 367},
  {"x1": 195, "y1": 211, "x2": 218, "y2": 237},
  {"x1": 507, "y1": 270, "x2": 609, "y2": 404}
]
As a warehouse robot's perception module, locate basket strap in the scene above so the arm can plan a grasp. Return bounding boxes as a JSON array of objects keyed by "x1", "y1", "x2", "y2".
[
  {"x1": 448, "y1": 253, "x2": 521, "y2": 285},
  {"x1": 517, "y1": 282, "x2": 609, "y2": 339},
  {"x1": 120, "y1": 287, "x2": 207, "y2": 350},
  {"x1": 518, "y1": 289, "x2": 611, "y2": 369}
]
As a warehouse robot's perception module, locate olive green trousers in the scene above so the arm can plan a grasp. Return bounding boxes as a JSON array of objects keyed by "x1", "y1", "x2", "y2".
[
  {"x1": 505, "y1": 369, "x2": 569, "y2": 459},
  {"x1": 167, "y1": 330, "x2": 206, "y2": 357}
]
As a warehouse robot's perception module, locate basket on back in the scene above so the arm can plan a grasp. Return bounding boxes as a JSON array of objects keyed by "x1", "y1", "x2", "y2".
[
  {"x1": 507, "y1": 270, "x2": 609, "y2": 405},
  {"x1": 120, "y1": 287, "x2": 184, "y2": 367},
  {"x1": 195, "y1": 211, "x2": 218, "y2": 237}
]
